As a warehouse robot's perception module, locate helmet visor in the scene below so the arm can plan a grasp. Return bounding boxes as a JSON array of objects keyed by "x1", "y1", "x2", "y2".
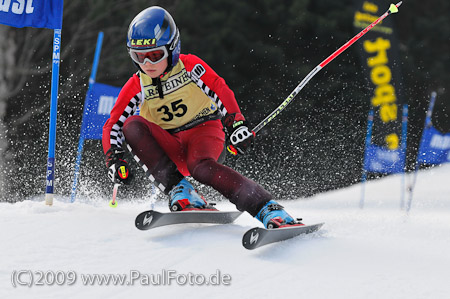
[{"x1": 129, "y1": 46, "x2": 169, "y2": 65}]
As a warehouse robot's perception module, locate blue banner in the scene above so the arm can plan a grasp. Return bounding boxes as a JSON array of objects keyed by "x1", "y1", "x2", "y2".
[
  {"x1": 82, "y1": 82, "x2": 121, "y2": 140},
  {"x1": 364, "y1": 144, "x2": 405, "y2": 174},
  {"x1": 0, "y1": 0, "x2": 63, "y2": 29},
  {"x1": 417, "y1": 126, "x2": 450, "y2": 165},
  {"x1": 362, "y1": 105, "x2": 408, "y2": 174}
]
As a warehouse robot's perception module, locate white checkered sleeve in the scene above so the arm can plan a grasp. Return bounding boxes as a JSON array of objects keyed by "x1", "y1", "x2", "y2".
[{"x1": 109, "y1": 94, "x2": 141, "y2": 148}]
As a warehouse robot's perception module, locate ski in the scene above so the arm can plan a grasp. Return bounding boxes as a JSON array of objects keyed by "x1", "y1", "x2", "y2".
[
  {"x1": 135, "y1": 210, "x2": 242, "y2": 230},
  {"x1": 242, "y1": 223, "x2": 324, "y2": 250}
]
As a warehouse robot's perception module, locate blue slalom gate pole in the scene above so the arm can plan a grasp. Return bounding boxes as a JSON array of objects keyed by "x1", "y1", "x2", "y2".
[
  {"x1": 406, "y1": 91, "x2": 437, "y2": 212},
  {"x1": 400, "y1": 104, "x2": 408, "y2": 209},
  {"x1": 70, "y1": 32, "x2": 104, "y2": 202},
  {"x1": 360, "y1": 109, "x2": 374, "y2": 209},
  {"x1": 45, "y1": 29, "x2": 62, "y2": 206}
]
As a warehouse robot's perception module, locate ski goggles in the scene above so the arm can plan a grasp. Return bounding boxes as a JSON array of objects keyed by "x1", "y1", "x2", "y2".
[{"x1": 129, "y1": 46, "x2": 169, "y2": 65}]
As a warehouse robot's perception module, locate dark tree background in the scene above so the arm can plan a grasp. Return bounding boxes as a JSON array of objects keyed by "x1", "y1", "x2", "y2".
[{"x1": 0, "y1": 0, "x2": 449, "y2": 202}]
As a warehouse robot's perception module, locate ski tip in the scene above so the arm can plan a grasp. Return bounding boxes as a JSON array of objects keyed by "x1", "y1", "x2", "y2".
[
  {"x1": 135, "y1": 210, "x2": 156, "y2": 230},
  {"x1": 242, "y1": 228, "x2": 261, "y2": 250}
]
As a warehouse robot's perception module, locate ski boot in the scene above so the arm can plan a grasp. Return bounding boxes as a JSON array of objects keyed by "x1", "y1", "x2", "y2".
[
  {"x1": 168, "y1": 179, "x2": 216, "y2": 211},
  {"x1": 255, "y1": 200, "x2": 303, "y2": 229}
]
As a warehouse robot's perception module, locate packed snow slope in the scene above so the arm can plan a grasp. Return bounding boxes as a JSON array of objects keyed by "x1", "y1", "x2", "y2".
[{"x1": 1, "y1": 164, "x2": 450, "y2": 299}]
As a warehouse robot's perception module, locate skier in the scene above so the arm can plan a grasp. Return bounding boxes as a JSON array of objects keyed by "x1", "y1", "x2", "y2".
[{"x1": 102, "y1": 6, "x2": 301, "y2": 229}]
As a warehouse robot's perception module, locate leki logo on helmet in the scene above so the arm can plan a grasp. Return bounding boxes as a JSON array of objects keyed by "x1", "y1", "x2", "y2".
[
  {"x1": 118, "y1": 166, "x2": 129, "y2": 179},
  {"x1": 131, "y1": 38, "x2": 157, "y2": 47}
]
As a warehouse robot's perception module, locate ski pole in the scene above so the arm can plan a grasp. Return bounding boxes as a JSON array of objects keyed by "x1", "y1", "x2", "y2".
[
  {"x1": 109, "y1": 183, "x2": 120, "y2": 208},
  {"x1": 251, "y1": 2, "x2": 402, "y2": 134}
]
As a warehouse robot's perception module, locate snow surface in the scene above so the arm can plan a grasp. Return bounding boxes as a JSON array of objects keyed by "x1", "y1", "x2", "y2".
[{"x1": 1, "y1": 164, "x2": 450, "y2": 299}]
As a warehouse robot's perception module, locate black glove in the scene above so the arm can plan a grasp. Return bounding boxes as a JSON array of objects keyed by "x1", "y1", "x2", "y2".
[
  {"x1": 223, "y1": 113, "x2": 255, "y2": 155},
  {"x1": 105, "y1": 147, "x2": 133, "y2": 185}
]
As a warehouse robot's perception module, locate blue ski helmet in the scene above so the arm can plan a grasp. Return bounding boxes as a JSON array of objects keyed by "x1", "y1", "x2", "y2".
[{"x1": 127, "y1": 6, "x2": 181, "y2": 70}]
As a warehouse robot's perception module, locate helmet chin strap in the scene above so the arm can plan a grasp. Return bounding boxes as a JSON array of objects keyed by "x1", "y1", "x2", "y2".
[{"x1": 164, "y1": 51, "x2": 173, "y2": 74}]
